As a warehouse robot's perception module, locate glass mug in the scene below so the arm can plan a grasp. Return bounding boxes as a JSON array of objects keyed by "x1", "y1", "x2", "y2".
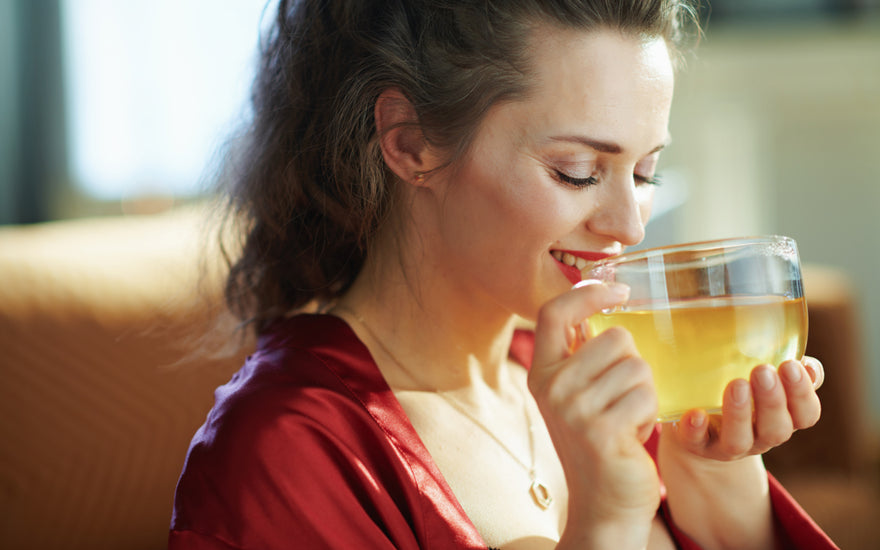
[{"x1": 585, "y1": 236, "x2": 808, "y2": 422}]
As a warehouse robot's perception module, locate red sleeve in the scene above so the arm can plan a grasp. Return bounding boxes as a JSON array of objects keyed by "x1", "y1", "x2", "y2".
[{"x1": 766, "y1": 473, "x2": 839, "y2": 549}]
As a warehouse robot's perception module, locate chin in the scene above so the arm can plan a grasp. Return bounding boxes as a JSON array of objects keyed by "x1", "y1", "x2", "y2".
[{"x1": 510, "y1": 287, "x2": 566, "y2": 325}]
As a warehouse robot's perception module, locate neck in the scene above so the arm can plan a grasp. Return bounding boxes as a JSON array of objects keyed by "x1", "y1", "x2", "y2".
[{"x1": 334, "y1": 232, "x2": 520, "y2": 393}]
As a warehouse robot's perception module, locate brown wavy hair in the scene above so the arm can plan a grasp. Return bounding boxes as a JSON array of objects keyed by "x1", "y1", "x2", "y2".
[{"x1": 218, "y1": 0, "x2": 700, "y2": 334}]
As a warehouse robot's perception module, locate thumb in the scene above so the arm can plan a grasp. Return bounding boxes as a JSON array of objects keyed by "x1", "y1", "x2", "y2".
[{"x1": 531, "y1": 281, "x2": 630, "y2": 371}]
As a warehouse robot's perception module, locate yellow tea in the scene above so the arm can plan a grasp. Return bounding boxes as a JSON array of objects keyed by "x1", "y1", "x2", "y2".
[{"x1": 589, "y1": 296, "x2": 807, "y2": 422}]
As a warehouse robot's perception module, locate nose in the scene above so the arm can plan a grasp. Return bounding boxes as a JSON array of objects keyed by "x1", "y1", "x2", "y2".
[{"x1": 585, "y1": 177, "x2": 648, "y2": 247}]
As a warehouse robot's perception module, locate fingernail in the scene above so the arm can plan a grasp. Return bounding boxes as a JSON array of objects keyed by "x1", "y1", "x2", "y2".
[
  {"x1": 732, "y1": 381, "x2": 750, "y2": 405},
  {"x1": 573, "y1": 280, "x2": 630, "y2": 300},
  {"x1": 573, "y1": 279, "x2": 603, "y2": 289},
  {"x1": 608, "y1": 282, "x2": 630, "y2": 300},
  {"x1": 781, "y1": 361, "x2": 803, "y2": 384},
  {"x1": 755, "y1": 367, "x2": 777, "y2": 391},
  {"x1": 689, "y1": 411, "x2": 706, "y2": 428},
  {"x1": 804, "y1": 361, "x2": 824, "y2": 390}
]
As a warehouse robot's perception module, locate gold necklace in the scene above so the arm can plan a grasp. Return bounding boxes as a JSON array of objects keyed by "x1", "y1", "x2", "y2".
[{"x1": 338, "y1": 308, "x2": 554, "y2": 510}]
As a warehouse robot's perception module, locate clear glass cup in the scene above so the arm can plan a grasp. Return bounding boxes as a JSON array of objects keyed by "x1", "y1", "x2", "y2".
[{"x1": 585, "y1": 236, "x2": 808, "y2": 422}]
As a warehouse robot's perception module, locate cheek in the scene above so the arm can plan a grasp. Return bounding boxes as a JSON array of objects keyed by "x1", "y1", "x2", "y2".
[
  {"x1": 486, "y1": 174, "x2": 581, "y2": 249},
  {"x1": 448, "y1": 158, "x2": 550, "y2": 238},
  {"x1": 440, "y1": 166, "x2": 577, "y2": 279}
]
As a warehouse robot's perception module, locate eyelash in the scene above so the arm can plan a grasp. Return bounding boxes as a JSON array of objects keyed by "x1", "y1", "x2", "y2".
[
  {"x1": 553, "y1": 171, "x2": 663, "y2": 188},
  {"x1": 635, "y1": 174, "x2": 662, "y2": 186},
  {"x1": 554, "y1": 170, "x2": 598, "y2": 188}
]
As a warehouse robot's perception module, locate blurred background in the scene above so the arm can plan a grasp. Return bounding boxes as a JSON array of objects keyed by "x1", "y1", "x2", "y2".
[
  {"x1": 3, "y1": 0, "x2": 877, "y2": 423},
  {"x1": 0, "y1": 0, "x2": 879, "y2": 548},
  {"x1": 0, "y1": 0, "x2": 268, "y2": 220}
]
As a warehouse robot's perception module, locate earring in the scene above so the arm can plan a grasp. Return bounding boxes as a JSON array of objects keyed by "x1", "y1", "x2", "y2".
[{"x1": 413, "y1": 171, "x2": 426, "y2": 185}]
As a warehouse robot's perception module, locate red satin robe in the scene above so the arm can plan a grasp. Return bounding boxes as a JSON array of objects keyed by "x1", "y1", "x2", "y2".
[{"x1": 169, "y1": 314, "x2": 837, "y2": 549}]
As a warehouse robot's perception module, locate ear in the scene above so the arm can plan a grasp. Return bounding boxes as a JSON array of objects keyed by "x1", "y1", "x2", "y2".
[{"x1": 374, "y1": 88, "x2": 438, "y2": 186}]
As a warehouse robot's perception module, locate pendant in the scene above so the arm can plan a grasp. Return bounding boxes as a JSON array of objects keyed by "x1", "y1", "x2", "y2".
[{"x1": 529, "y1": 478, "x2": 553, "y2": 510}]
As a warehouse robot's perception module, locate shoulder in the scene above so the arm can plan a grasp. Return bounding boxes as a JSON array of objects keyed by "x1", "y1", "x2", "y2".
[
  {"x1": 189, "y1": 314, "x2": 390, "y2": 466},
  {"x1": 172, "y1": 315, "x2": 419, "y2": 543}
]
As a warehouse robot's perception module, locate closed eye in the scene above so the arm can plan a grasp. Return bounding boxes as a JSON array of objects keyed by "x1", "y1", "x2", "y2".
[
  {"x1": 634, "y1": 173, "x2": 662, "y2": 186},
  {"x1": 554, "y1": 170, "x2": 598, "y2": 189}
]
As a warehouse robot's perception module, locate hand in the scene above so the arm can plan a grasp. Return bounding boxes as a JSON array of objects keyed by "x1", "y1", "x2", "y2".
[
  {"x1": 529, "y1": 282, "x2": 660, "y2": 548},
  {"x1": 656, "y1": 359, "x2": 823, "y2": 548},
  {"x1": 664, "y1": 357, "x2": 823, "y2": 461}
]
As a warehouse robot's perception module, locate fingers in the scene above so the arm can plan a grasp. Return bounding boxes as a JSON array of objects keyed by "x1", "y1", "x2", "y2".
[
  {"x1": 673, "y1": 359, "x2": 823, "y2": 460},
  {"x1": 750, "y1": 365, "x2": 794, "y2": 453},
  {"x1": 671, "y1": 409, "x2": 711, "y2": 451},
  {"x1": 802, "y1": 356, "x2": 825, "y2": 390},
  {"x1": 551, "y1": 327, "x2": 640, "y2": 396},
  {"x1": 532, "y1": 282, "x2": 629, "y2": 371},
  {"x1": 673, "y1": 374, "x2": 770, "y2": 459},
  {"x1": 779, "y1": 360, "x2": 822, "y2": 429},
  {"x1": 607, "y1": 378, "x2": 659, "y2": 444},
  {"x1": 540, "y1": 327, "x2": 651, "y2": 431},
  {"x1": 529, "y1": 282, "x2": 657, "y2": 457},
  {"x1": 562, "y1": 348, "x2": 656, "y2": 428},
  {"x1": 566, "y1": 368, "x2": 657, "y2": 447},
  {"x1": 716, "y1": 378, "x2": 756, "y2": 456}
]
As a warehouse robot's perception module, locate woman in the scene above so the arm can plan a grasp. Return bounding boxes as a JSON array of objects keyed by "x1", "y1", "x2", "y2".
[{"x1": 171, "y1": 1, "x2": 836, "y2": 548}]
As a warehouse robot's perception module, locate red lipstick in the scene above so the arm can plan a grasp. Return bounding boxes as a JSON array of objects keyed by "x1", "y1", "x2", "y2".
[{"x1": 551, "y1": 249, "x2": 616, "y2": 285}]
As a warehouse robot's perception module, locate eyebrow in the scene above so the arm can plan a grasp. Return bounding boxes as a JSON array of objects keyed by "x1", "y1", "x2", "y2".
[{"x1": 549, "y1": 135, "x2": 669, "y2": 156}]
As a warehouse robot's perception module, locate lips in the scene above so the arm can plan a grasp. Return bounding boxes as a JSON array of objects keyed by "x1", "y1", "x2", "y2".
[{"x1": 550, "y1": 249, "x2": 615, "y2": 285}]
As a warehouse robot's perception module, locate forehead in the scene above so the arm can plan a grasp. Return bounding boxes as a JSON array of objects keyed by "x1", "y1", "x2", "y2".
[
  {"x1": 539, "y1": 27, "x2": 671, "y2": 89},
  {"x1": 509, "y1": 25, "x2": 675, "y2": 146}
]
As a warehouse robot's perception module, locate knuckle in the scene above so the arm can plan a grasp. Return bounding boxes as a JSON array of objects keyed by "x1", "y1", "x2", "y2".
[
  {"x1": 564, "y1": 394, "x2": 594, "y2": 428},
  {"x1": 615, "y1": 382, "x2": 658, "y2": 427},
  {"x1": 628, "y1": 358, "x2": 655, "y2": 385},
  {"x1": 546, "y1": 380, "x2": 571, "y2": 411},
  {"x1": 795, "y1": 401, "x2": 822, "y2": 429},
  {"x1": 585, "y1": 415, "x2": 618, "y2": 450},
  {"x1": 538, "y1": 367, "x2": 582, "y2": 418},
  {"x1": 535, "y1": 303, "x2": 563, "y2": 334},
  {"x1": 600, "y1": 325, "x2": 636, "y2": 350},
  {"x1": 536, "y1": 293, "x2": 575, "y2": 327},
  {"x1": 720, "y1": 442, "x2": 749, "y2": 458},
  {"x1": 719, "y1": 436, "x2": 751, "y2": 457},
  {"x1": 535, "y1": 300, "x2": 558, "y2": 325},
  {"x1": 757, "y1": 389, "x2": 788, "y2": 410},
  {"x1": 535, "y1": 370, "x2": 565, "y2": 408},
  {"x1": 614, "y1": 358, "x2": 656, "y2": 396},
  {"x1": 632, "y1": 384, "x2": 659, "y2": 418},
  {"x1": 759, "y1": 424, "x2": 793, "y2": 448}
]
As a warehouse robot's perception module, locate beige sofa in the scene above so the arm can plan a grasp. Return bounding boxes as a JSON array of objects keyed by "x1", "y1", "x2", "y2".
[
  {"x1": 0, "y1": 206, "x2": 876, "y2": 549},
  {"x1": 0, "y1": 207, "x2": 251, "y2": 550}
]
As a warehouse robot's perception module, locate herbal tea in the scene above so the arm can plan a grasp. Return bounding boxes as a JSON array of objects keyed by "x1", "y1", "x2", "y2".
[{"x1": 589, "y1": 295, "x2": 807, "y2": 422}]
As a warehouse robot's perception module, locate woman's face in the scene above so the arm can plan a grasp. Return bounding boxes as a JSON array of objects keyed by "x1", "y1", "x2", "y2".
[{"x1": 424, "y1": 27, "x2": 675, "y2": 320}]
